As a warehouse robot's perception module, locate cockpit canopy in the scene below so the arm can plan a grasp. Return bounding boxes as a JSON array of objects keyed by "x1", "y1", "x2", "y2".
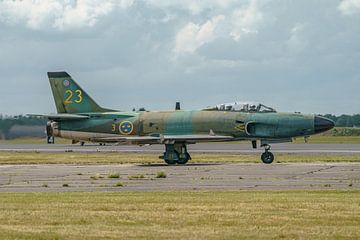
[{"x1": 205, "y1": 102, "x2": 276, "y2": 113}]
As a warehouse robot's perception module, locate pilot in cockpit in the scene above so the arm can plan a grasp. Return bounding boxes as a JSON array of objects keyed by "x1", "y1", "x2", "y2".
[
  {"x1": 208, "y1": 102, "x2": 276, "y2": 113},
  {"x1": 249, "y1": 104, "x2": 257, "y2": 112}
]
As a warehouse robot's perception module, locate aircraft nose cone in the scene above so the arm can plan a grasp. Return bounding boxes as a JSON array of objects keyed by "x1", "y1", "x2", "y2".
[{"x1": 314, "y1": 116, "x2": 335, "y2": 134}]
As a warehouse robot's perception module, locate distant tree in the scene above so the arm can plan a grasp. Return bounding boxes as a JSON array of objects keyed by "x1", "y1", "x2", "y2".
[
  {"x1": 322, "y1": 114, "x2": 337, "y2": 123},
  {"x1": 336, "y1": 115, "x2": 353, "y2": 127},
  {"x1": 347, "y1": 117, "x2": 354, "y2": 127},
  {"x1": 352, "y1": 114, "x2": 360, "y2": 127}
]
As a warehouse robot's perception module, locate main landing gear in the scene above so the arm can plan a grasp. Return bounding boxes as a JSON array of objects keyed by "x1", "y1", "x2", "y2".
[
  {"x1": 261, "y1": 144, "x2": 274, "y2": 164},
  {"x1": 161, "y1": 144, "x2": 191, "y2": 165}
]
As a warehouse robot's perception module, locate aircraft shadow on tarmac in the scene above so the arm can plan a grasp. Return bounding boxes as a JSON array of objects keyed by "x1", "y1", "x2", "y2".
[{"x1": 138, "y1": 163, "x2": 222, "y2": 167}]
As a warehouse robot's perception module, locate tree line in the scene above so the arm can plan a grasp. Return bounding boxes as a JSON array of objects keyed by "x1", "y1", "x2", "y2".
[
  {"x1": 0, "y1": 115, "x2": 46, "y2": 129},
  {"x1": 0, "y1": 115, "x2": 46, "y2": 139},
  {"x1": 321, "y1": 114, "x2": 360, "y2": 127}
]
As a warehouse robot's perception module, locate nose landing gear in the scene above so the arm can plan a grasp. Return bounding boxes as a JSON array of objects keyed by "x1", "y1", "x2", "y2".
[{"x1": 261, "y1": 144, "x2": 274, "y2": 164}]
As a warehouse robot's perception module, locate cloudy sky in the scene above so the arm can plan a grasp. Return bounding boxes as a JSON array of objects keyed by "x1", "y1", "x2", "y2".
[{"x1": 0, "y1": 0, "x2": 359, "y2": 115}]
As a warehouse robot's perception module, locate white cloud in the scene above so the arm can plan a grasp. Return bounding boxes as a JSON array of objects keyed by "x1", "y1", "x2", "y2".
[
  {"x1": 0, "y1": 1, "x2": 359, "y2": 115},
  {"x1": 174, "y1": 15, "x2": 225, "y2": 54},
  {"x1": 230, "y1": 0, "x2": 263, "y2": 41},
  {"x1": 53, "y1": 1, "x2": 115, "y2": 30},
  {"x1": 146, "y1": 0, "x2": 237, "y2": 15},
  {"x1": 0, "y1": 0, "x2": 133, "y2": 30},
  {"x1": 286, "y1": 23, "x2": 308, "y2": 54},
  {"x1": 0, "y1": 0, "x2": 62, "y2": 29},
  {"x1": 174, "y1": 0, "x2": 264, "y2": 55},
  {"x1": 338, "y1": 0, "x2": 360, "y2": 15}
]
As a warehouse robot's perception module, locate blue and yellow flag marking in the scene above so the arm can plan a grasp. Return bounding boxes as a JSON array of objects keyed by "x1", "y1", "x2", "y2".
[{"x1": 119, "y1": 121, "x2": 133, "y2": 135}]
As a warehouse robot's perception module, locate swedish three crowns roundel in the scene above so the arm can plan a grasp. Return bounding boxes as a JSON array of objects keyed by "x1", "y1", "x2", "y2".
[{"x1": 119, "y1": 121, "x2": 133, "y2": 135}]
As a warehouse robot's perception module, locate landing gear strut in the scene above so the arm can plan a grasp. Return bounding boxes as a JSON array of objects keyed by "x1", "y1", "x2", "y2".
[
  {"x1": 46, "y1": 121, "x2": 55, "y2": 144},
  {"x1": 162, "y1": 144, "x2": 191, "y2": 165},
  {"x1": 261, "y1": 144, "x2": 274, "y2": 164},
  {"x1": 47, "y1": 136, "x2": 55, "y2": 144}
]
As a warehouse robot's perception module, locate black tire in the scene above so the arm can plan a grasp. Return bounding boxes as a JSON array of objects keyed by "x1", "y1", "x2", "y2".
[
  {"x1": 261, "y1": 152, "x2": 274, "y2": 164},
  {"x1": 164, "y1": 159, "x2": 177, "y2": 165},
  {"x1": 177, "y1": 153, "x2": 191, "y2": 165},
  {"x1": 164, "y1": 151, "x2": 179, "y2": 165}
]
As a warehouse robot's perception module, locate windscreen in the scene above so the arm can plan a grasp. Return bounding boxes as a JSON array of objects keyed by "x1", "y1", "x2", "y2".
[{"x1": 206, "y1": 102, "x2": 276, "y2": 113}]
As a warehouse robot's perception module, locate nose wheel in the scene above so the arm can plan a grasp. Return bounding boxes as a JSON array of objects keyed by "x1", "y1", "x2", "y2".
[
  {"x1": 47, "y1": 136, "x2": 55, "y2": 144},
  {"x1": 261, "y1": 144, "x2": 274, "y2": 164},
  {"x1": 46, "y1": 121, "x2": 55, "y2": 144}
]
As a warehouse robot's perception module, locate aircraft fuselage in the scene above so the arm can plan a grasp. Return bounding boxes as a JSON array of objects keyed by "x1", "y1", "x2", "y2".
[{"x1": 54, "y1": 110, "x2": 321, "y2": 144}]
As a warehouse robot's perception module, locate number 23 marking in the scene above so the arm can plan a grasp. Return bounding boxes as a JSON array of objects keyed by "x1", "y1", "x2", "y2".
[{"x1": 64, "y1": 90, "x2": 83, "y2": 104}]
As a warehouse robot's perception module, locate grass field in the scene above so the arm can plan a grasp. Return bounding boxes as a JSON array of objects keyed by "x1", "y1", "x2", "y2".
[
  {"x1": 0, "y1": 152, "x2": 360, "y2": 164},
  {"x1": 0, "y1": 191, "x2": 359, "y2": 239}
]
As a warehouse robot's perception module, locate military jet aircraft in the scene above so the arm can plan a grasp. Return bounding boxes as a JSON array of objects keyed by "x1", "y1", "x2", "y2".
[{"x1": 33, "y1": 72, "x2": 335, "y2": 164}]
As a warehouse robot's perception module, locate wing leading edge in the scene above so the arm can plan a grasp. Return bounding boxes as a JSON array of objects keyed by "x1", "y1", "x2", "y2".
[{"x1": 92, "y1": 134, "x2": 234, "y2": 144}]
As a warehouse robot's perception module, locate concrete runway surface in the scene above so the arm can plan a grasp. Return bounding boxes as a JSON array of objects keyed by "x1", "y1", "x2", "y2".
[
  {"x1": 0, "y1": 163, "x2": 359, "y2": 192},
  {"x1": 0, "y1": 143, "x2": 360, "y2": 154}
]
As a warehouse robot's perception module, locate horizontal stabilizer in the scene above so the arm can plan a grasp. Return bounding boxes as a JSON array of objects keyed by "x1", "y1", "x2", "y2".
[{"x1": 27, "y1": 114, "x2": 89, "y2": 121}]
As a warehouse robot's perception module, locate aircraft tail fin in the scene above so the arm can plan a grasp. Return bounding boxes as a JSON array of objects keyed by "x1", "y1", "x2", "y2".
[{"x1": 48, "y1": 72, "x2": 115, "y2": 114}]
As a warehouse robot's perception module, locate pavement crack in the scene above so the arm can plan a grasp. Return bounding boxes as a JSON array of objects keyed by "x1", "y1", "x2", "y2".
[
  {"x1": 306, "y1": 165, "x2": 335, "y2": 175},
  {"x1": 286, "y1": 165, "x2": 335, "y2": 179}
]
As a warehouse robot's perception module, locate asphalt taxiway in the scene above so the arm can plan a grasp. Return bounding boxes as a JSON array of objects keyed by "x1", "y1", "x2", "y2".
[
  {"x1": 0, "y1": 163, "x2": 358, "y2": 192},
  {"x1": 0, "y1": 143, "x2": 359, "y2": 192},
  {"x1": 0, "y1": 143, "x2": 360, "y2": 154}
]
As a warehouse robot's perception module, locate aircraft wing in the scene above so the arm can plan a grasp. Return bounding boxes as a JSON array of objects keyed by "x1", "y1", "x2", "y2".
[
  {"x1": 162, "y1": 135, "x2": 234, "y2": 141},
  {"x1": 92, "y1": 136, "x2": 160, "y2": 143},
  {"x1": 28, "y1": 114, "x2": 89, "y2": 121},
  {"x1": 92, "y1": 134, "x2": 234, "y2": 144}
]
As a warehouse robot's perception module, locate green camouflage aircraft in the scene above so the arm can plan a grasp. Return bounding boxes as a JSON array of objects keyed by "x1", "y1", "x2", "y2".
[{"x1": 34, "y1": 72, "x2": 335, "y2": 164}]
